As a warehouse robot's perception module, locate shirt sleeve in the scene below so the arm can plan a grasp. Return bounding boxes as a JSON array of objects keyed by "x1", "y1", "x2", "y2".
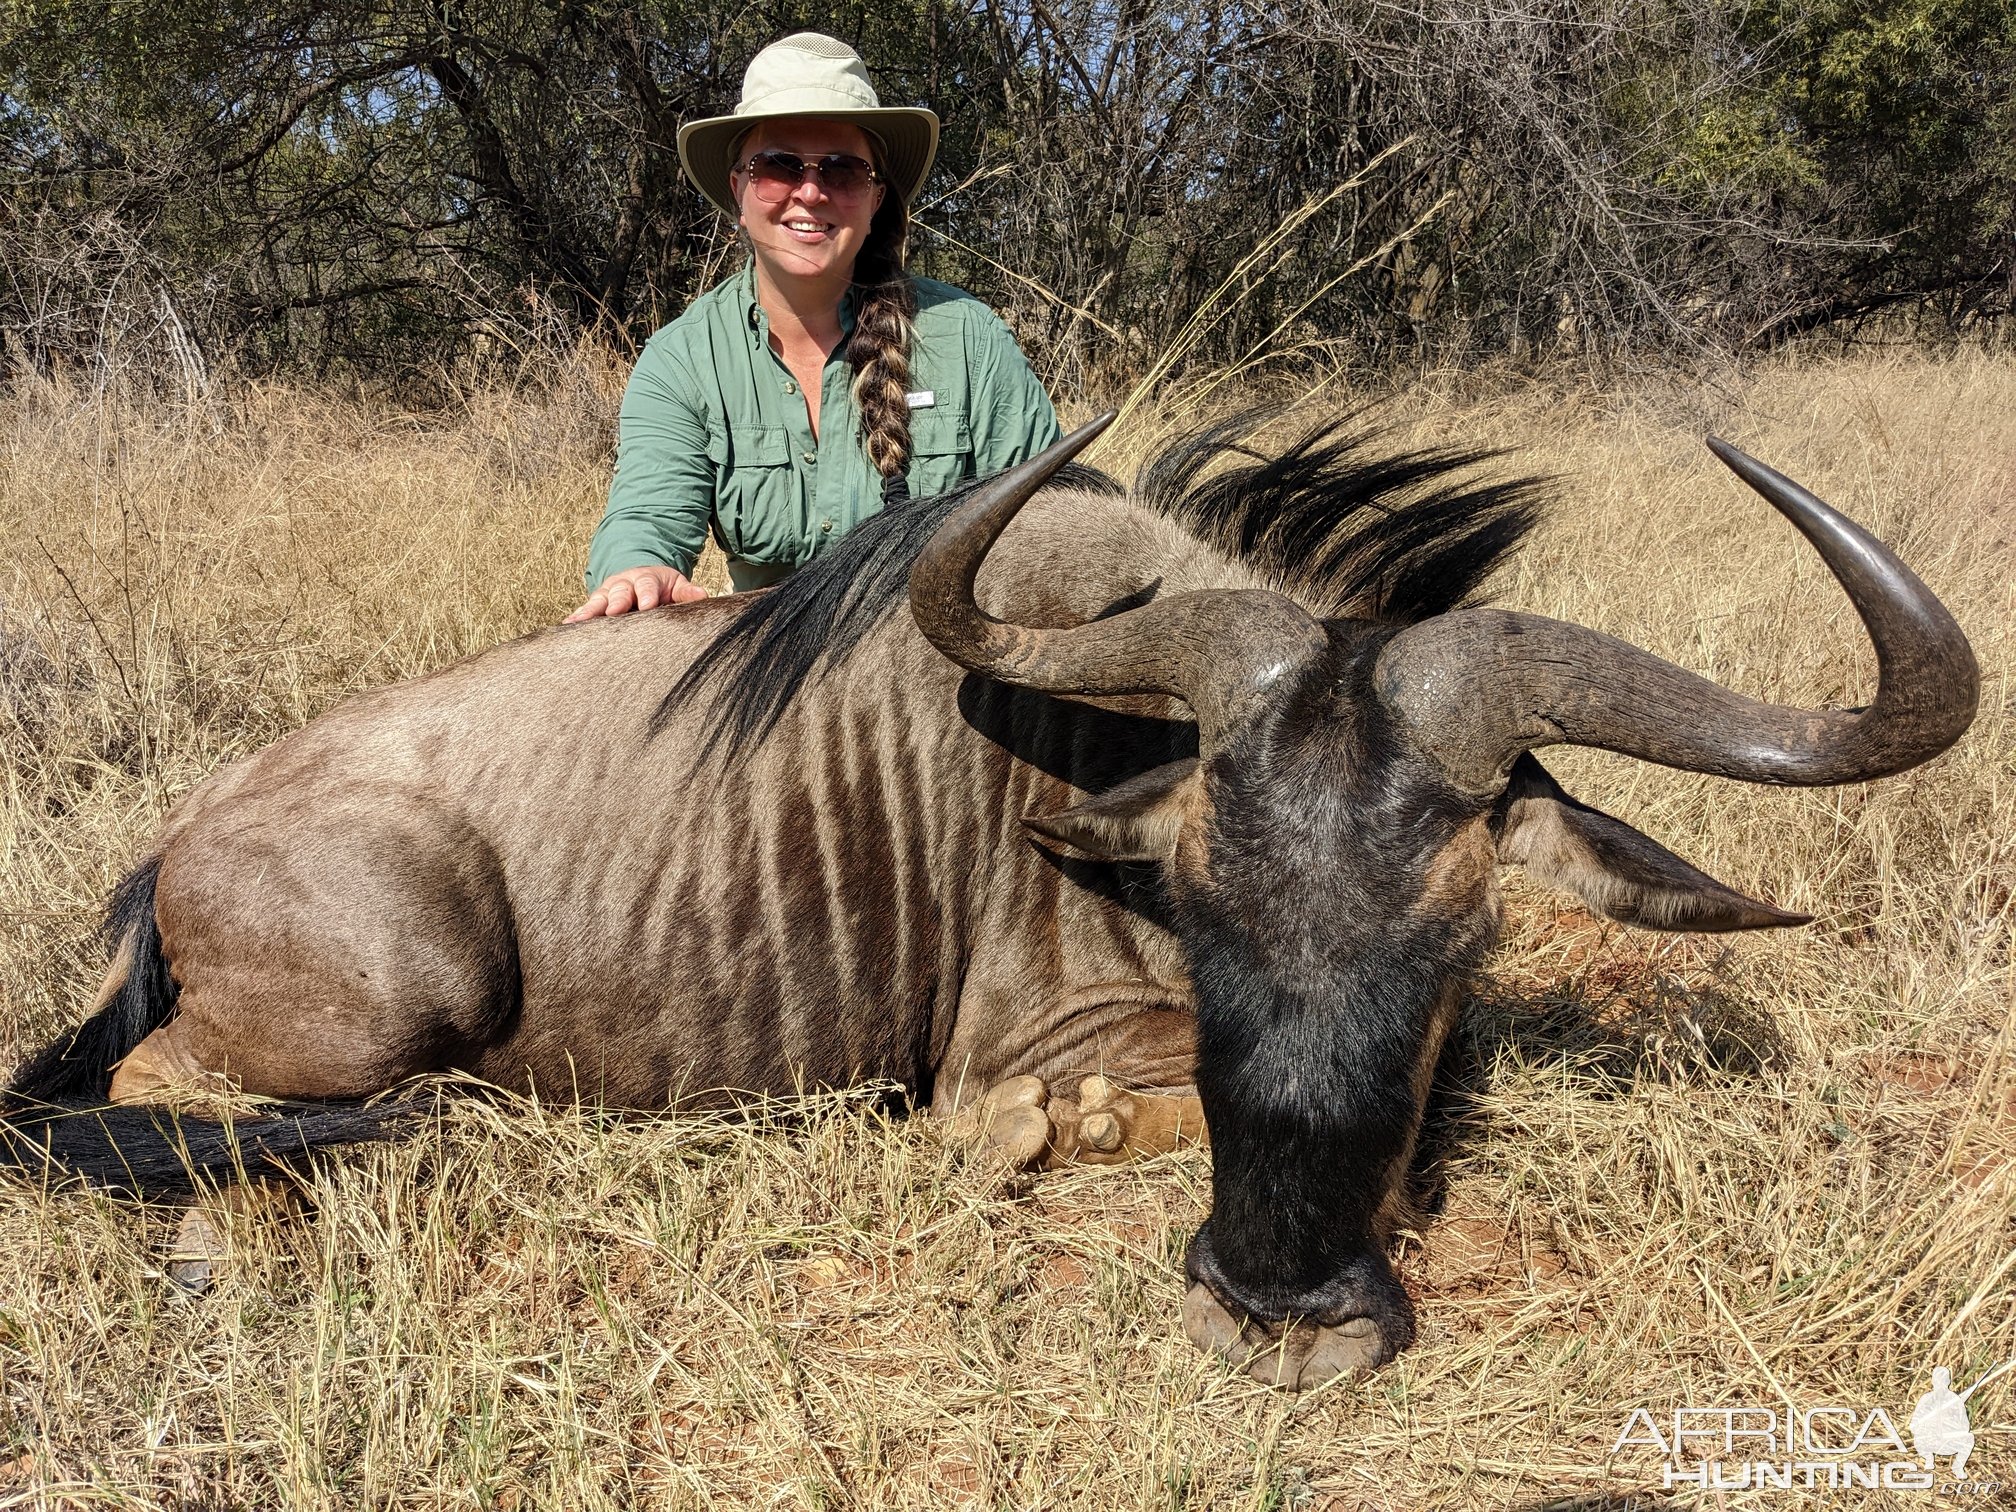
[
  {"x1": 968, "y1": 310, "x2": 1061, "y2": 476},
  {"x1": 585, "y1": 341, "x2": 716, "y2": 586}
]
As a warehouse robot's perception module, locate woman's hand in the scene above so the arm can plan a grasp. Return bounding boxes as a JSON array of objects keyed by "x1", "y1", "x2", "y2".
[{"x1": 565, "y1": 565, "x2": 710, "y2": 622}]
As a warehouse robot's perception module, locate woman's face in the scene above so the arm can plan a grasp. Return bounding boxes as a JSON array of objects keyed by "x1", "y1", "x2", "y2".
[{"x1": 731, "y1": 119, "x2": 886, "y2": 291}]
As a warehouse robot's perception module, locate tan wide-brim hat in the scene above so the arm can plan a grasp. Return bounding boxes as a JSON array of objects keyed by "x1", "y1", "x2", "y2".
[{"x1": 677, "y1": 33, "x2": 940, "y2": 219}]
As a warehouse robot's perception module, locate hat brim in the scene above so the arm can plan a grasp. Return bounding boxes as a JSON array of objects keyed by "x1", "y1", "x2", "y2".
[{"x1": 678, "y1": 107, "x2": 940, "y2": 219}]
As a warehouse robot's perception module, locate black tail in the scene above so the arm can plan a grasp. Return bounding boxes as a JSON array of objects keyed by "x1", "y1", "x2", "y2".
[
  {"x1": 4, "y1": 855, "x2": 419, "y2": 1195},
  {"x1": 0, "y1": 1095, "x2": 422, "y2": 1197},
  {"x1": 8, "y1": 854, "x2": 177, "y2": 1101}
]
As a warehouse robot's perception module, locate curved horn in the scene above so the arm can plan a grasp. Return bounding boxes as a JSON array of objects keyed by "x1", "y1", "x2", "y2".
[
  {"x1": 911, "y1": 413, "x2": 1328, "y2": 744},
  {"x1": 1374, "y1": 438, "x2": 1980, "y2": 791}
]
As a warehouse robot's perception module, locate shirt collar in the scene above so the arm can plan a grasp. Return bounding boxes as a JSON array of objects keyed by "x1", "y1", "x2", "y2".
[{"x1": 739, "y1": 262, "x2": 860, "y2": 340}]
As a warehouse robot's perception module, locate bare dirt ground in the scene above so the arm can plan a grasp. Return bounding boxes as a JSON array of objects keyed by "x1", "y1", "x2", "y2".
[{"x1": 0, "y1": 350, "x2": 2010, "y2": 1509}]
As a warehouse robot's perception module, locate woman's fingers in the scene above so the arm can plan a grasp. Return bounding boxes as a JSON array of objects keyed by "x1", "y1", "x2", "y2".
[
  {"x1": 563, "y1": 567, "x2": 709, "y2": 622},
  {"x1": 562, "y1": 588, "x2": 610, "y2": 623}
]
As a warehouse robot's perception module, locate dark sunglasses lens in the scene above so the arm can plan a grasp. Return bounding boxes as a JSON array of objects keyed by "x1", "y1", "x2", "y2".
[
  {"x1": 814, "y1": 156, "x2": 871, "y2": 193},
  {"x1": 744, "y1": 151, "x2": 874, "y2": 199},
  {"x1": 746, "y1": 152, "x2": 805, "y2": 198}
]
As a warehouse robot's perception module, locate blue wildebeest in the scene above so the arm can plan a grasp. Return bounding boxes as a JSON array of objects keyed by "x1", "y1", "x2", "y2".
[{"x1": 1, "y1": 414, "x2": 1977, "y2": 1388}]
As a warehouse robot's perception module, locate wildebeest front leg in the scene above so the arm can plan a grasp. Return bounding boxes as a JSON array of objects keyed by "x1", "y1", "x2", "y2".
[
  {"x1": 941, "y1": 1005, "x2": 1204, "y2": 1169},
  {"x1": 1045, "y1": 1075, "x2": 1206, "y2": 1166},
  {"x1": 948, "y1": 1072, "x2": 1206, "y2": 1168}
]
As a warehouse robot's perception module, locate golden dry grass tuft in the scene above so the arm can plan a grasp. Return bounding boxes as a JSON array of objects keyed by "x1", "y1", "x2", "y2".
[{"x1": 1, "y1": 350, "x2": 2011, "y2": 1509}]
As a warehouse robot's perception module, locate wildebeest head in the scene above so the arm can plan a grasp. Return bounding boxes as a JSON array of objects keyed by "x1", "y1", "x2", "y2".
[{"x1": 912, "y1": 414, "x2": 1979, "y2": 1388}]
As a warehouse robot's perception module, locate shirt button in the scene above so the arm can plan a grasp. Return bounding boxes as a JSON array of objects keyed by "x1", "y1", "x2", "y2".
[
  {"x1": 820, "y1": 520, "x2": 833, "y2": 533},
  {"x1": 784, "y1": 380, "x2": 797, "y2": 394},
  {"x1": 801, "y1": 451, "x2": 816, "y2": 464}
]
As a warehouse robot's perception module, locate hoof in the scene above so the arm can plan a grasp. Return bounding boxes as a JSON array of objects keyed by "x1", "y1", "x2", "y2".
[
  {"x1": 167, "y1": 1257, "x2": 220, "y2": 1293},
  {"x1": 945, "y1": 1075, "x2": 1206, "y2": 1170},
  {"x1": 1182, "y1": 1282, "x2": 1394, "y2": 1391},
  {"x1": 945, "y1": 1075, "x2": 1053, "y2": 1169},
  {"x1": 160, "y1": 1180, "x2": 298, "y2": 1294},
  {"x1": 1050, "y1": 1075, "x2": 1204, "y2": 1165},
  {"x1": 166, "y1": 1206, "x2": 229, "y2": 1295}
]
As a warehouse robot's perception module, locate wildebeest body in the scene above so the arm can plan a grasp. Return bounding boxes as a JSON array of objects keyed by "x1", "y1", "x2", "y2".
[{"x1": 135, "y1": 494, "x2": 1218, "y2": 1107}]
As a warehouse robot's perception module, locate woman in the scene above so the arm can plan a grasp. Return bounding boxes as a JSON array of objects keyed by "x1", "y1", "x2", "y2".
[{"x1": 567, "y1": 33, "x2": 1061, "y2": 619}]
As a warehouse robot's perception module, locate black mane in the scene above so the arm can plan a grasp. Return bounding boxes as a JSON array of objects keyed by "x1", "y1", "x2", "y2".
[
  {"x1": 657, "y1": 416, "x2": 1546, "y2": 759},
  {"x1": 1138, "y1": 415, "x2": 1545, "y2": 621}
]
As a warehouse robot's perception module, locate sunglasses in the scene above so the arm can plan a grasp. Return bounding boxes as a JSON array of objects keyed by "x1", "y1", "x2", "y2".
[{"x1": 740, "y1": 149, "x2": 882, "y2": 202}]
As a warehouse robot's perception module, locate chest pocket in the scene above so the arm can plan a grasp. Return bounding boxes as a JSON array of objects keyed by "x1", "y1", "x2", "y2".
[
  {"x1": 713, "y1": 423, "x2": 794, "y2": 563},
  {"x1": 905, "y1": 409, "x2": 973, "y2": 501}
]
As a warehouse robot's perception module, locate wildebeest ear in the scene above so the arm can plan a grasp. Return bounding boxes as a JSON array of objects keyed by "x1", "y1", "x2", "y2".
[
  {"x1": 1491, "y1": 755, "x2": 1810, "y2": 932},
  {"x1": 1024, "y1": 759, "x2": 1202, "y2": 863}
]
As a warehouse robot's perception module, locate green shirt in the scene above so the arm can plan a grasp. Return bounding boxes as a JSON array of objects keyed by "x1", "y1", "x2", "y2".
[{"x1": 587, "y1": 266, "x2": 1060, "y2": 587}]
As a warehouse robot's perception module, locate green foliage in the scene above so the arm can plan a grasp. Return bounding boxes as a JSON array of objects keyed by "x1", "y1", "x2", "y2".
[
  {"x1": 1652, "y1": 99, "x2": 1824, "y2": 197},
  {"x1": 1733, "y1": 0, "x2": 2016, "y2": 280}
]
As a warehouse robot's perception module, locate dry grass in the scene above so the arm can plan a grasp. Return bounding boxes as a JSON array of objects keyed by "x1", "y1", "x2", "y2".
[{"x1": 1, "y1": 349, "x2": 2011, "y2": 1509}]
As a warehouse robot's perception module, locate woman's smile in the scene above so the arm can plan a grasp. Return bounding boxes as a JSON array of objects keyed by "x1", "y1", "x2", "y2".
[{"x1": 781, "y1": 212, "x2": 838, "y2": 241}]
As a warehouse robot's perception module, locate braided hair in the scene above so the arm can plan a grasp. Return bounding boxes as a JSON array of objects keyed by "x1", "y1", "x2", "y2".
[{"x1": 845, "y1": 163, "x2": 917, "y2": 497}]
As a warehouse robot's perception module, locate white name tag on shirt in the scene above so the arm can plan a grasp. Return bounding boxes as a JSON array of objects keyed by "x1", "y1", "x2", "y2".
[{"x1": 905, "y1": 390, "x2": 936, "y2": 409}]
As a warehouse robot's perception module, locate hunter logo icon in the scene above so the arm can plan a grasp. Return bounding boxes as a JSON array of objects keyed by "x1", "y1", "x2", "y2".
[{"x1": 1909, "y1": 1361, "x2": 2011, "y2": 1481}]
